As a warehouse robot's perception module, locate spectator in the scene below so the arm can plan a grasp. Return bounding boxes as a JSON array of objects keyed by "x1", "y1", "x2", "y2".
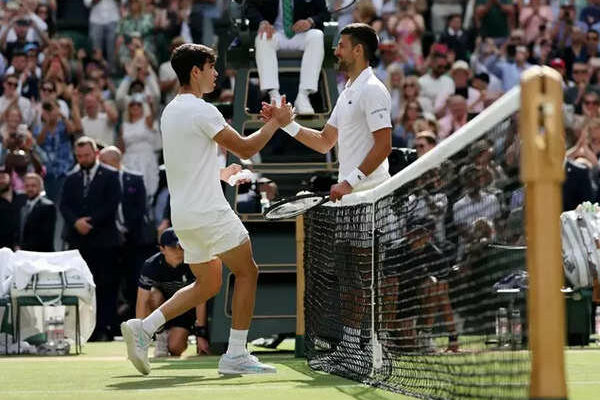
[
  {"x1": 475, "y1": 0, "x2": 514, "y2": 42},
  {"x1": 116, "y1": 0, "x2": 156, "y2": 67},
  {"x1": 438, "y1": 94, "x2": 468, "y2": 140},
  {"x1": 116, "y1": 52, "x2": 160, "y2": 111},
  {"x1": 439, "y1": 14, "x2": 472, "y2": 62},
  {"x1": 431, "y1": 1, "x2": 463, "y2": 36},
  {"x1": 2, "y1": 121, "x2": 44, "y2": 193},
  {"x1": 393, "y1": 100, "x2": 422, "y2": 147},
  {"x1": 564, "y1": 62, "x2": 600, "y2": 111},
  {"x1": 519, "y1": 0, "x2": 553, "y2": 45},
  {"x1": 435, "y1": 60, "x2": 481, "y2": 116},
  {"x1": 399, "y1": 75, "x2": 433, "y2": 116},
  {"x1": 72, "y1": 88, "x2": 118, "y2": 148},
  {"x1": 18, "y1": 172, "x2": 55, "y2": 252},
  {"x1": 159, "y1": 36, "x2": 185, "y2": 107},
  {"x1": 60, "y1": 136, "x2": 121, "y2": 341},
  {"x1": 488, "y1": 45, "x2": 532, "y2": 91},
  {"x1": 85, "y1": 0, "x2": 120, "y2": 74},
  {"x1": 6, "y1": 48, "x2": 39, "y2": 101},
  {"x1": 395, "y1": 0, "x2": 424, "y2": 68},
  {"x1": 246, "y1": 0, "x2": 330, "y2": 115},
  {"x1": 118, "y1": 94, "x2": 159, "y2": 200},
  {"x1": 33, "y1": 99, "x2": 78, "y2": 201},
  {"x1": 418, "y1": 44, "x2": 454, "y2": 107},
  {"x1": 0, "y1": 73, "x2": 33, "y2": 127},
  {"x1": 37, "y1": 79, "x2": 69, "y2": 121},
  {"x1": 414, "y1": 130, "x2": 437, "y2": 157},
  {"x1": 579, "y1": 0, "x2": 600, "y2": 32},
  {"x1": 0, "y1": 12, "x2": 48, "y2": 63},
  {"x1": 0, "y1": 165, "x2": 26, "y2": 250}
]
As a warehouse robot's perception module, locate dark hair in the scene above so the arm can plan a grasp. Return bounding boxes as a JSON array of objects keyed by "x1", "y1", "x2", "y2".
[
  {"x1": 170, "y1": 43, "x2": 216, "y2": 86},
  {"x1": 339, "y1": 23, "x2": 379, "y2": 62}
]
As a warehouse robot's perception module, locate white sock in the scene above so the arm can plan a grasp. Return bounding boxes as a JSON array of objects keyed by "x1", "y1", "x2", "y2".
[
  {"x1": 342, "y1": 326, "x2": 361, "y2": 344},
  {"x1": 226, "y1": 328, "x2": 248, "y2": 356},
  {"x1": 142, "y1": 309, "x2": 166, "y2": 337}
]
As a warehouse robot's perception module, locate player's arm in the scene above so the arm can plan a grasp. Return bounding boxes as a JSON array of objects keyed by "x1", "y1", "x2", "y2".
[
  {"x1": 214, "y1": 99, "x2": 293, "y2": 159},
  {"x1": 290, "y1": 124, "x2": 338, "y2": 154},
  {"x1": 135, "y1": 287, "x2": 153, "y2": 319},
  {"x1": 356, "y1": 127, "x2": 392, "y2": 177}
]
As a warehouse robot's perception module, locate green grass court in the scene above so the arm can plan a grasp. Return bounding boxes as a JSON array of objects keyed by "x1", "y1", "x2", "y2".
[{"x1": 1, "y1": 342, "x2": 600, "y2": 400}]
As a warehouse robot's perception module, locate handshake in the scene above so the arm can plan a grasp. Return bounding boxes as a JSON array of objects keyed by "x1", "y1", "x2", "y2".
[{"x1": 260, "y1": 95, "x2": 296, "y2": 128}]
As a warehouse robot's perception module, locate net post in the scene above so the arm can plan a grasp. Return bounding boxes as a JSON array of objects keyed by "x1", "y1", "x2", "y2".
[
  {"x1": 295, "y1": 214, "x2": 306, "y2": 358},
  {"x1": 520, "y1": 66, "x2": 567, "y2": 400}
]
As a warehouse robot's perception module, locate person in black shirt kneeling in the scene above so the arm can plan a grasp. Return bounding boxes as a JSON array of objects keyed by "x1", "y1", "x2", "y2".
[{"x1": 137, "y1": 228, "x2": 211, "y2": 357}]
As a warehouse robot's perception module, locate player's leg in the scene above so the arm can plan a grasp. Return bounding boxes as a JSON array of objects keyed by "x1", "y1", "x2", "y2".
[
  {"x1": 121, "y1": 259, "x2": 222, "y2": 375},
  {"x1": 215, "y1": 239, "x2": 276, "y2": 374}
]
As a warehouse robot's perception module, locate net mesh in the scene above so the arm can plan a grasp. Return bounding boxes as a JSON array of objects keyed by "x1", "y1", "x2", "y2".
[{"x1": 303, "y1": 89, "x2": 530, "y2": 399}]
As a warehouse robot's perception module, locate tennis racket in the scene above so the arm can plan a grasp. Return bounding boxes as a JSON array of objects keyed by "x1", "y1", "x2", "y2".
[{"x1": 263, "y1": 192, "x2": 330, "y2": 220}]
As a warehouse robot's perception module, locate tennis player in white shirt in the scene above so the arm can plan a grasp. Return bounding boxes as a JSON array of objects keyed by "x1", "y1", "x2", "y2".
[
  {"x1": 261, "y1": 23, "x2": 392, "y2": 200},
  {"x1": 121, "y1": 43, "x2": 293, "y2": 375}
]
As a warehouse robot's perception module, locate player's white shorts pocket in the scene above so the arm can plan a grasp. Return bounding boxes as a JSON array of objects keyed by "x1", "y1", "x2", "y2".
[{"x1": 176, "y1": 209, "x2": 249, "y2": 264}]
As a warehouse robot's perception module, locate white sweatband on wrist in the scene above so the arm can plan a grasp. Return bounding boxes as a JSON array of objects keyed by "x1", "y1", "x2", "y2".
[
  {"x1": 282, "y1": 121, "x2": 301, "y2": 137},
  {"x1": 344, "y1": 167, "x2": 367, "y2": 188}
]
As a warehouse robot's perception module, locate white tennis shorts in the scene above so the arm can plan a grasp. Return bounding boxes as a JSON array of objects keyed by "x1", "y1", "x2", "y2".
[{"x1": 175, "y1": 208, "x2": 249, "y2": 264}]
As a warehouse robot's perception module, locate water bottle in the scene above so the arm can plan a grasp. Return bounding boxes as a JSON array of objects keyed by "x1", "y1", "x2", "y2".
[
  {"x1": 260, "y1": 191, "x2": 270, "y2": 213},
  {"x1": 54, "y1": 314, "x2": 65, "y2": 343},
  {"x1": 511, "y1": 309, "x2": 522, "y2": 349},
  {"x1": 496, "y1": 307, "x2": 509, "y2": 347},
  {"x1": 46, "y1": 316, "x2": 56, "y2": 347}
]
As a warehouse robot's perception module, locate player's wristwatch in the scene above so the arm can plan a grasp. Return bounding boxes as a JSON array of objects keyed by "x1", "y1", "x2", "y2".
[{"x1": 193, "y1": 325, "x2": 209, "y2": 339}]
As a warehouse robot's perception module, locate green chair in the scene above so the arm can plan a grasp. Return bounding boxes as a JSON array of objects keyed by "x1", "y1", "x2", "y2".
[{"x1": 15, "y1": 296, "x2": 81, "y2": 355}]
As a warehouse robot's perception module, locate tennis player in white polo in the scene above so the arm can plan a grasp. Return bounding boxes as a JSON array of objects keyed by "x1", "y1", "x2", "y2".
[
  {"x1": 260, "y1": 23, "x2": 392, "y2": 368},
  {"x1": 121, "y1": 43, "x2": 293, "y2": 375}
]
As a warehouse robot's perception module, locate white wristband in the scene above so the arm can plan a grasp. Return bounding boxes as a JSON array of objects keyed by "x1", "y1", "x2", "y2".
[
  {"x1": 344, "y1": 167, "x2": 367, "y2": 188},
  {"x1": 281, "y1": 121, "x2": 301, "y2": 137}
]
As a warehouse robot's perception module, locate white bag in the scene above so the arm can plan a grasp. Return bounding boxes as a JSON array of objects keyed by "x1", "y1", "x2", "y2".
[{"x1": 561, "y1": 202, "x2": 600, "y2": 289}]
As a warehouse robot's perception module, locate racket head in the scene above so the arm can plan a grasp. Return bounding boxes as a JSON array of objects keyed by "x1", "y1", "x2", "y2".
[{"x1": 263, "y1": 193, "x2": 329, "y2": 220}]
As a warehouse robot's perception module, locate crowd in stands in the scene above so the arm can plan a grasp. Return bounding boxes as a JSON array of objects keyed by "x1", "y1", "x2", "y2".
[{"x1": 1, "y1": 0, "x2": 600, "y2": 341}]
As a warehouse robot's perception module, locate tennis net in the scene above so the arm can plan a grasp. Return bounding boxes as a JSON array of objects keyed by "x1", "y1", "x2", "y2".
[{"x1": 303, "y1": 88, "x2": 530, "y2": 399}]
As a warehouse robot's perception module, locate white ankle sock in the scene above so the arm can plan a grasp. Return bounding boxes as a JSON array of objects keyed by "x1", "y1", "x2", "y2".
[
  {"x1": 226, "y1": 328, "x2": 248, "y2": 356},
  {"x1": 142, "y1": 309, "x2": 166, "y2": 337}
]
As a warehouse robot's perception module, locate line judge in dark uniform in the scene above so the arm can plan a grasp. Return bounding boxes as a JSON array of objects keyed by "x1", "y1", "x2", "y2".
[
  {"x1": 18, "y1": 172, "x2": 56, "y2": 252},
  {"x1": 59, "y1": 136, "x2": 121, "y2": 341},
  {"x1": 245, "y1": 0, "x2": 330, "y2": 115}
]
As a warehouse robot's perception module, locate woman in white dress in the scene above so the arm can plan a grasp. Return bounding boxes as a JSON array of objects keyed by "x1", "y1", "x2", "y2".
[{"x1": 118, "y1": 93, "x2": 159, "y2": 200}]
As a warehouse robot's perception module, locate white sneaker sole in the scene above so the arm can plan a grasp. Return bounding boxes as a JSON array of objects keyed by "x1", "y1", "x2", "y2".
[
  {"x1": 121, "y1": 322, "x2": 151, "y2": 375},
  {"x1": 218, "y1": 366, "x2": 277, "y2": 375}
]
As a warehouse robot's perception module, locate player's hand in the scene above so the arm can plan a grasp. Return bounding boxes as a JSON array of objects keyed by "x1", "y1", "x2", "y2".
[
  {"x1": 260, "y1": 101, "x2": 274, "y2": 122},
  {"x1": 196, "y1": 337, "x2": 212, "y2": 355},
  {"x1": 220, "y1": 163, "x2": 243, "y2": 182},
  {"x1": 271, "y1": 95, "x2": 295, "y2": 126},
  {"x1": 258, "y1": 21, "x2": 275, "y2": 40},
  {"x1": 330, "y1": 181, "x2": 353, "y2": 202},
  {"x1": 292, "y1": 19, "x2": 312, "y2": 33}
]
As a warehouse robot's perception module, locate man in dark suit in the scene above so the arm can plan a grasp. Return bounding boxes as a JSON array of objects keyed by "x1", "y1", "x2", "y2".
[
  {"x1": 60, "y1": 136, "x2": 121, "y2": 341},
  {"x1": 245, "y1": 0, "x2": 330, "y2": 115},
  {"x1": 99, "y1": 146, "x2": 156, "y2": 320},
  {"x1": 18, "y1": 172, "x2": 56, "y2": 251},
  {"x1": 0, "y1": 165, "x2": 26, "y2": 249}
]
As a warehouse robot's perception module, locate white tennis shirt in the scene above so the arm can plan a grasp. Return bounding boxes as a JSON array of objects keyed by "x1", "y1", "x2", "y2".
[
  {"x1": 160, "y1": 93, "x2": 230, "y2": 230},
  {"x1": 327, "y1": 67, "x2": 392, "y2": 190}
]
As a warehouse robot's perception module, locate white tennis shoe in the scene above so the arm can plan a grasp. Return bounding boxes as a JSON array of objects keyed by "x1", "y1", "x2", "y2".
[
  {"x1": 218, "y1": 352, "x2": 277, "y2": 374},
  {"x1": 121, "y1": 319, "x2": 151, "y2": 375}
]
